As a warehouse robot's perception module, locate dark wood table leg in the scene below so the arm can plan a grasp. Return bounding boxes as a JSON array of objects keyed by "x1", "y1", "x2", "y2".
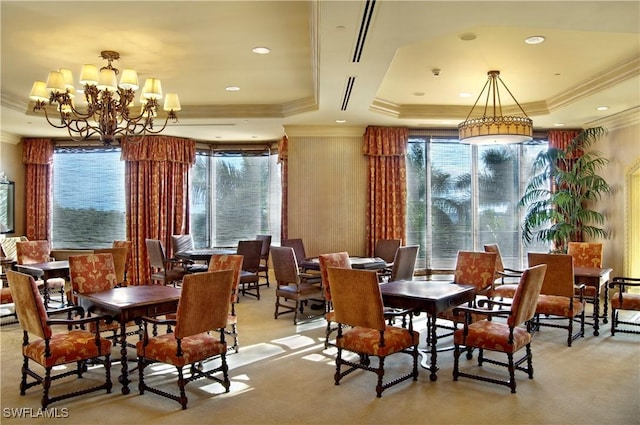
[
  {"x1": 117, "y1": 321, "x2": 130, "y2": 394},
  {"x1": 417, "y1": 314, "x2": 439, "y2": 381},
  {"x1": 593, "y1": 286, "x2": 600, "y2": 336},
  {"x1": 603, "y1": 283, "x2": 609, "y2": 324}
]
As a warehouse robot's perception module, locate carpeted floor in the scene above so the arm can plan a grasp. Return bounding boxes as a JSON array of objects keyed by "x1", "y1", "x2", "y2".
[{"x1": 1, "y1": 278, "x2": 639, "y2": 425}]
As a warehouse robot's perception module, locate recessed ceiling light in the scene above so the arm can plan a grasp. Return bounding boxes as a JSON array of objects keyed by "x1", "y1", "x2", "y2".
[
  {"x1": 459, "y1": 33, "x2": 477, "y2": 41},
  {"x1": 554, "y1": 123, "x2": 565, "y2": 127},
  {"x1": 596, "y1": 106, "x2": 609, "y2": 111},
  {"x1": 252, "y1": 47, "x2": 270, "y2": 54},
  {"x1": 413, "y1": 92, "x2": 425, "y2": 97},
  {"x1": 336, "y1": 119, "x2": 346, "y2": 123},
  {"x1": 459, "y1": 92, "x2": 472, "y2": 98},
  {"x1": 525, "y1": 35, "x2": 545, "y2": 45},
  {"x1": 225, "y1": 86, "x2": 240, "y2": 92}
]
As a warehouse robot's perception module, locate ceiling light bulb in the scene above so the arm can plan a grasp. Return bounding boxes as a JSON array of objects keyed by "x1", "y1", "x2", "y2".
[
  {"x1": 596, "y1": 106, "x2": 609, "y2": 111},
  {"x1": 226, "y1": 86, "x2": 240, "y2": 92},
  {"x1": 252, "y1": 47, "x2": 270, "y2": 54},
  {"x1": 525, "y1": 35, "x2": 545, "y2": 45}
]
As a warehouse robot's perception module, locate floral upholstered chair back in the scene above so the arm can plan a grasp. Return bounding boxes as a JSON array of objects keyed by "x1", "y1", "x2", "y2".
[
  {"x1": 509, "y1": 264, "x2": 547, "y2": 327},
  {"x1": 208, "y1": 254, "x2": 244, "y2": 304},
  {"x1": 6, "y1": 270, "x2": 51, "y2": 339},
  {"x1": 318, "y1": 252, "x2": 351, "y2": 303},
  {"x1": 94, "y1": 247, "x2": 128, "y2": 286},
  {"x1": 15, "y1": 240, "x2": 52, "y2": 265},
  {"x1": 567, "y1": 242, "x2": 603, "y2": 268},
  {"x1": 69, "y1": 253, "x2": 118, "y2": 295},
  {"x1": 454, "y1": 251, "x2": 498, "y2": 293}
]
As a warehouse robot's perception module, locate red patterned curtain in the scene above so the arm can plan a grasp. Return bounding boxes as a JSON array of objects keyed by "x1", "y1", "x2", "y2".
[
  {"x1": 278, "y1": 135, "x2": 289, "y2": 240},
  {"x1": 22, "y1": 138, "x2": 53, "y2": 241},
  {"x1": 121, "y1": 136, "x2": 196, "y2": 285},
  {"x1": 362, "y1": 127, "x2": 408, "y2": 256}
]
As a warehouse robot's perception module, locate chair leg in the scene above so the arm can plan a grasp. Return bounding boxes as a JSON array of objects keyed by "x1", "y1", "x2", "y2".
[
  {"x1": 334, "y1": 348, "x2": 343, "y2": 385},
  {"x1": 20, "y1": 356, "x2": 29, "y2": 395},
  {"x1": 42, "y1": 367, "x2": 52, "y2": 408},
  {"x1": 177, "y1": 366, "x2": 188, "y2": 410},
  {"x1": 375, "y1": 357, "x2": 385, "y2": 398},
  {"x1": 452, "y1": 345, "x2": 460, "y2": 381},
  {"x1": 525, "y1": 344, "x2": 534, "y2": 379},
  {"x1": 507, "y1": 353, "x2": 516, "y2": 393}
]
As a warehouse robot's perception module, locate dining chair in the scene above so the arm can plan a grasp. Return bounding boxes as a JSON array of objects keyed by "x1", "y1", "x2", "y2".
[
  {"x1": 318, "y1": 252, "x2": 351, "y2": 347},
  {"x1": 435, "y1": 251, "x2": 497, "y2": 343},
  {"x1": 94, "y1": 247, "x2": 129, "y2": 287},
  {"x1": 528, "y1": 252, "x2": 586, "y2": 346},
  {"x1": 7, "y1": 270, "x2": 113, "y2": 408},
  {"x1": 374, "y1": 238, "x2": 401, "y2": 279},
  {"x1": 68, "y1": 253, "x2": 121, "y2": 337},
  {"x1": 15, "y1": 240, "x2": 66, "y2": 308},
  {"x1": 608, "y1": 276, "x2": 640, "y2": 335},
  {"x1": 209, "y1": 254, "x2": 244, "y2": 352},
  {"x1": 256, "y1": 234, "x2": 272, "y2": 287},
  {"x1": 145, "y1": 239, "x2": 188, "y2": 287},
  {"x1": 237, "y1": 240, "x2": 262, "y2": 299},
  {"x1": 452, "y1": 264, "x2": 547, "y2": 393},
  {"x1": 271, "y1": 246, "x2": 324, "y2": 325},
  {"x1": 170, "y1": 234, "x2": 208, "y2": 273},
  {"x1": 484, "y1": 243, "x2": 523, "y2": 300},
  {"x1": 567, "y1": 241, "x2": 604, "y2": 326},
  {"x1": 136, "y1": 270, "x2": 235, "y2": 409},
  {"x1": 113, "y1": 240, "x2": 132, "y2": 285},
  {"x1": 389, "y1": 245, "x2": 419, "y2": 282},
  {"x1": 327, "y1": 267, "x2": 419, "y2": 397}
]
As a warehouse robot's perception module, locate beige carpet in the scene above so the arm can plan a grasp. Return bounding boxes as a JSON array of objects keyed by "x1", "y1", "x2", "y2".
[{"x1": 1, "y1": 280, "x2": 639, "y2": 425}]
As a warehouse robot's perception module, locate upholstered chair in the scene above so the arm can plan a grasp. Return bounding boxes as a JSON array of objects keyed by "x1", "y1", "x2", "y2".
[
  {"x1": 452, "y1": 264, "x2": 547, "y2": 393},
  {"x1": 94, "y1": 247, "x2": 129, "y2": 287},
  {"x1": 609, "y1": 276, "x2": 640, "y2": 335},
  {"x1": 7, "y1": 270, "x2": 112, "y2": 408},
  {"x1": 137, "y1": 270, "x2": 235, "y2": 409},
  {"x1": 209, "y1": 254, "x2": 244, "y2": 352},
  {"x1": 484, "y1": 243, "x2": 523, "y2": 299},
  {"x1": 256, "y1": 235, "x2": 272, "y2": 287},
  {"x1": 237, "y1": 240, "x2": 263, "y2": 299},
  {"x1": 271, "y1": 246, "x2": 324, "y2": 325},
  {"x1": 15, "y1": 240, "x2": 66, "y2": 308},
  {"x1": 113, "y1": 240, "x2": 133, "y2": 285},
  {"x1": 318, "y1": 252, "x2": 351, "y2": 347},
  {"x1": 170, "y1": 234, "x2": 208, "y2": 273},
  {"x1": 327, "y1": 267, "x2": 419, "y2": 397},
  {"x1": 374, "y1": 238, "x2": 401, "y2": 279},
  {"x1": 435, "y1": 251, "x2": 497, "y2": 344},
  {"x1": 567, "y1": 242, "x2": 605, "y2": 327},
  {"x1": 145, "y1": 239, "x2": 188, "y2": 287},
  {"x1": 528, "y1": 253, "x2": 585, "y2": 346}
]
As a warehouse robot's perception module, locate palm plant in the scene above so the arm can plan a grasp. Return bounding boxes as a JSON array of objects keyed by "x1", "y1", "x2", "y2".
[{"x1": 518, "y1": 126, "x2": 611, "y2": 252}]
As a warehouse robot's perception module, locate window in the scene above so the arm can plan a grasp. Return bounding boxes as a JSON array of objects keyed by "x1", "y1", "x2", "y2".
[
  {"x1": 406, "y1": 136, "x2": 548, "y2": 270},
  {"x1": 52, "y1": 147, "x2": 126, "y2": 249},
  {"x1": 190, "y1": 147, "x2": 281, "y2": 248}
]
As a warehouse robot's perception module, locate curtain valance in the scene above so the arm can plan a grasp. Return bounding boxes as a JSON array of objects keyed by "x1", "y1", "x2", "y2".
[
  {"x1": 362, "y1": 127, "x2": 408, "y2": 157},
  {"x1": 121, "y1": 136, "x2": 196, "y2": 164}
]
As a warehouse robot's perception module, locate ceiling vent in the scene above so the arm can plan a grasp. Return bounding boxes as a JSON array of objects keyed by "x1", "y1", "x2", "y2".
[
  {"x1": 341, "y1": 76, "x2": 356, "y2": 111},
  {"x1": 352, "y1": 0, "x2": 376, "y2": 63}
]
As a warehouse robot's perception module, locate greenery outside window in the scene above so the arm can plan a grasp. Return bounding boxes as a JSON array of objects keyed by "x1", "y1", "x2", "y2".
[
  {"x1": 190, "y1": 146, "x2": 281, "y2": 249},
  {"x1": 406, "y1": 136, "x2": 549, "y2": 270}
]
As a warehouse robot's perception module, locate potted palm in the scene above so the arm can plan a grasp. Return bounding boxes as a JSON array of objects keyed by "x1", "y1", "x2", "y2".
[{"x1": 519, "y1": 126, "x2": 611, "y2": 252}]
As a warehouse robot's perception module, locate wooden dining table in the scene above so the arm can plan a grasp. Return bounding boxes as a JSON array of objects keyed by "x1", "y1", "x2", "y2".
[
  {"x1": 75, "y1": 285, "x2": 181, "y2": 394},
  {"x1": 301, "y1": 256, "x2": 387, "y2": 271},
  {"x1": 380, "y1": 280, "x2": 475, "y2": 382},
  {"x1": 174, "y1": 248, "x2": 236, "y2": 262},
  {"x1": 14, "y1": 260, "x2": 70, "y2": 307},
  {"x1": 574, "y1": 266, "x2": 613, "y2": 336}
]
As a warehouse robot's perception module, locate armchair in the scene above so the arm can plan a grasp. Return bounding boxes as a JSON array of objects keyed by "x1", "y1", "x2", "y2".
[
  {"x1": 327, "y1": 267, "x2": 419, "y2": 397},
  {"x1": 145, "y1": 239, "x2": 188, "y2": 287},
  {"x1": 484, "y1": 243, "x2": 523, "y2": 299},
  {"x1": 7, "y1": 270, "x2": 112, "y2": 408},
  {"x1": 16, "y1": 240, "x2": 66, "y2": 308},
  {"x1": 609, "y1": 276, "x2": 640, "y2": 335},
  {"x1": 452, "y1": 264, "x2": 547, "y2": 393},
  {"x1": 136, "y1": 270, "x2": 235, "y2": 409},
  {"x1": 256, "y1": 234, "x2": 272, "y2": 287}
]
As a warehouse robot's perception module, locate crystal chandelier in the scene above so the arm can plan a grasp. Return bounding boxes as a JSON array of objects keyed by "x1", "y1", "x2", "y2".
[
  {"x1": 458, "y1": 70, "x2": 533, "y2": 144},
  {"x1": 29, "y1": 50, "x2": 180, "y2": 146}
]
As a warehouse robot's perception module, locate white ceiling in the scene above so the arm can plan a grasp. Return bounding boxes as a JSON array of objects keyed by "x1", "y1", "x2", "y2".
[{"x1": 1, "y1": 1, "x2": 639, "y2": 144}]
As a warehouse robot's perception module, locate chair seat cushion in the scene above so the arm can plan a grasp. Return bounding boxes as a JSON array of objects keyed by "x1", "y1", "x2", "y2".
[
  {"x1": 276, "y1": 283, "x2": 322, "y2": 300},
  {"x1": 239, "y1": 271, "x2": 259, "y2": 283},
  {"x1": 491, "y1": 284, "x2": 518, "y2": 299},
  {"x1": 24, "y1": 330, "x2": 112, "y2": 368},
  {"x1": 611, "y1": 293, "x2": 640, "y2": 310},
  {"x1": 438, "y1": 305, "x2": 487, "y2": 324},
  {"x1": 575, "y1": 285, "x2": 597, "y2": 298},
  {"x1": 536, "y1": 294, "x2": 584, "y2": 317},
  {"x1": 137, "y1": 332, "x2": 227, "y2": 367},
  {"x1": 1, "y1": 287, "x2": 13, "y2": 304},
  {"x1": 453, "y1": 320, "x2": 531, "y2": 353},
  {"x1": 227, "y1": 314, "x2": 237, "y2": 325},
  {"x1": 336, "y1": 325, "x2": 419, "y2": 357},
  {"x1": 42, "y1": 277, "x2": 65, "y2": 289}
]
